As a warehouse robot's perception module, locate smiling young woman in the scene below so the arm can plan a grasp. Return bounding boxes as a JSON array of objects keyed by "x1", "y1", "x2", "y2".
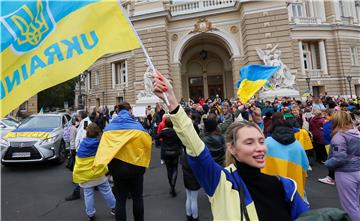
[{"x1": 152, "y1": 70, "x2": 308, "y2": 221}]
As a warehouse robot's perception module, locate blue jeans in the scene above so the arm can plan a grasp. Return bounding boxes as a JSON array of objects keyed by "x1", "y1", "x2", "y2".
[{"x1": 83, "y1": 181, "x2": 116, "y2": 216}]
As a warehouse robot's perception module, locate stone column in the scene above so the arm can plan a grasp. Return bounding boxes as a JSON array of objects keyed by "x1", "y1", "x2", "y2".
[
  {"x1": 318, "y1": 40, "x2": 328, "y2": 75},
  {"x1": 298, "y1": 40, "x2": 306, "y2": 75},
  {"x1": 308, "y1": 0, "x2": 315, "y2": 17},
  {"x1": 170, "y1": 62, "x2": 182, "y2": 100}
]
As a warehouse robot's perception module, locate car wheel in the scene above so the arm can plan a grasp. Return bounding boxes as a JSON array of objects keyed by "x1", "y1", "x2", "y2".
[{"x1": 56, "y1": 141, "x2": 66, "y2": 164}]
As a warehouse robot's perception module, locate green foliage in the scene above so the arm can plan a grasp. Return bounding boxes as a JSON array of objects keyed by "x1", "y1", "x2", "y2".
[{"x1": 38, "y1": 78, "x2": 77, "y2": 111}]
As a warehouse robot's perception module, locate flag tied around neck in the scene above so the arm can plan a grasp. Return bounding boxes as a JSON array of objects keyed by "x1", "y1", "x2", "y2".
[
  {"x1": 236, "y1": 65, "x2": 280, "y2": 104},
  {"x1": 1, "y1": 0, "x2": 140, "y2": 117}
]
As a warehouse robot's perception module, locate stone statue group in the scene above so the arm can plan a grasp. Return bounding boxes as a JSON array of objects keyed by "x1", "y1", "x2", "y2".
[{"x1": 256, "y1": 44, "x2": 296, "y2": 90}]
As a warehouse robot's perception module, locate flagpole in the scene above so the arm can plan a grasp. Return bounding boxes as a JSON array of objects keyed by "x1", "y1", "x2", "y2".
[{"x1": 117, "y1": 1, "x2": 169, "y2": 105}]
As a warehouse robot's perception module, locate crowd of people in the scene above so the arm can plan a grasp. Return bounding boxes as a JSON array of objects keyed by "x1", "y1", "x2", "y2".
[{"x1": 62, "y1": 70, "x2": 360, "y2": 221}]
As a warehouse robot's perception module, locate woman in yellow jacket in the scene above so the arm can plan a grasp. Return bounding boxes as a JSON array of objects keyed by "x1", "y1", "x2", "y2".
[{"x1": 153, "y1": 70, "x2": 308, "y2": 221}]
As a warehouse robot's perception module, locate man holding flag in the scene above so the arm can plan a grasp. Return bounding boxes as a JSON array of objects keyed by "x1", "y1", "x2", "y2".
[{"x1": 93, "y1": 102, "x2": 152, "y2": 221}]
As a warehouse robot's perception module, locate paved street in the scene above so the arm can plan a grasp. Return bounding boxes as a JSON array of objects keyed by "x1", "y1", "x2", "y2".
[{"x1": 2, "y1": 147, "x2": 341, "y2": 221}]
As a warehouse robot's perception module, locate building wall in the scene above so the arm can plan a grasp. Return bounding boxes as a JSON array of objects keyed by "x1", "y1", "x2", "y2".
[{"x1": 83, "y1": 0, "x2": 360, "y2": 110}]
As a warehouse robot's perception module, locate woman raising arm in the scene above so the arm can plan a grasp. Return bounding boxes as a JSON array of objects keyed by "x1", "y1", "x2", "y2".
[{"x1": 152, "y1": 70, "x2": 308, "y2": 221}]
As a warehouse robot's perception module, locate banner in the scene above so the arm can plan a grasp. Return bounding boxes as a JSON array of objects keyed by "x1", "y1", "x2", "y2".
[{"x1": 1, "y1": 0, "x2": 140, "y2": 117}]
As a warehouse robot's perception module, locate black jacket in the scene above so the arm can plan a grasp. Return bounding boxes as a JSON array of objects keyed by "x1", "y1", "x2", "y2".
[
  {"x1": 158, "y1": 128, "x2": 183, "y2": 158},
  {"x1": 202, "y1": 132, "x2": 225, "y2": 166}
]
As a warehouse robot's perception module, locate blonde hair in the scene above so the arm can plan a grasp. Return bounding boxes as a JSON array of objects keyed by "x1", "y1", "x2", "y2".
[
  {"x1": 224, "y1": 121, "x2": 263, "y2": 167},
  {"x1": 332, "y1": 111, "x2": 353, "y2": 137}
]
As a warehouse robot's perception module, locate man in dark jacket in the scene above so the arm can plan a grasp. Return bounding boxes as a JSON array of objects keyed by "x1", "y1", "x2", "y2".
[{"x1": 202, "y1": 113, "x2": 225, "y2": 166}]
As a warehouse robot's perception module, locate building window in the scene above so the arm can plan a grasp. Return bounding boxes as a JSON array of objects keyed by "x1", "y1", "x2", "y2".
[
  {"x1": 292, "y1": 3, "x2": 304, "y2": 17},
  {"x1": 114, "y1": 61, "x2": 127, "y2": 85},
  {"x1": 302, "y1": 43, "x2": 312, "y2": 69},
  {"x1": 19, "y1": 101, "x2": 28, "y2": 112},
  {"x1": 350, "y1": 47, "x2": 359, "y2": 66},
  {"x1": 94, "y1": 71, "x2": 99, "y2": 86},
  {"x1": 116, "y1": 97, "x2": 124, "y2": 104}
]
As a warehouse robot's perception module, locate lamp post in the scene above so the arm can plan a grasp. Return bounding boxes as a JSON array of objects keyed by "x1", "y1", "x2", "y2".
[
  {"x1": 123, "y1": 87, "x2": 126, "y2": 102},
  {"x1": 102, "y1": 91, "x2": 105, "y2": 107},
  {"x1": 305, "y1": 77, "x2": 311, "y2": 91},
  {"x1": 346, "y1": 75, "x2": 352, "y2": 99},
  {"x1": 78, "y1": 70, "x2": 89, "y2": 110}
]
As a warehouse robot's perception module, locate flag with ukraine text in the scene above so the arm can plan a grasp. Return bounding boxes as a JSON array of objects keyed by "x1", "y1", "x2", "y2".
[
  {"x1": 1, "y1": 0, "x2": 140, "y2": 117},
  {"x1": 236, "y1": 65, "x2": 280, "y2": 104},
  {"x1": 93, "y1": 110, "x2": 152, "y2": 169}
]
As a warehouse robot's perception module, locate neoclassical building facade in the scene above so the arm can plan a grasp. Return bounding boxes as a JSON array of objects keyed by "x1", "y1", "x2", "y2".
[{"x1": 81, "y1": 0, "x2": 360, "y2": 110}]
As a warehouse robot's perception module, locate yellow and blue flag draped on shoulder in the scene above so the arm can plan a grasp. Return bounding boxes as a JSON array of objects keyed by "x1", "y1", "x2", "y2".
[
  {"x1": 4, "y1": 127, "x2": 52, "y2": 139},
  {"x1": 262, "y1": 137, "x2": 309, "y2": 198},
  {"x1": 1, "y1": 0, "x2": 140, "y2": 117},
  {"x1": 73, "y1": 138, "x2": 108, "y2": 184},
  {"x1": 93, "y1": 110, "x2": 152, "y2": 169},
  {"x1": 236, "y1": 65, "x2": 280, "y2": 104}
]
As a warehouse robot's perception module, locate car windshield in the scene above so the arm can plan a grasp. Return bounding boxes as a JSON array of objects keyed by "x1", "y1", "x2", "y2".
[
  {"x1": 2, "y1": 118, "x2": 18, "y2": 127},
  {"x1": 19, "y1": 116, "x2": 61, "y2": 129}
]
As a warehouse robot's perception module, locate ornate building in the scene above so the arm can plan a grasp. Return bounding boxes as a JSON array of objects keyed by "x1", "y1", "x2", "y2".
[{"x1": 84, "y1": 0, "x2": 360, "y2": 110}]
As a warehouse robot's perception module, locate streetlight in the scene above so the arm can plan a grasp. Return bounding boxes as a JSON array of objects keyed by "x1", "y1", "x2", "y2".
[
  {"x1": 123, "y1": 87, "x2": 126, "y2": 101},
  {"x1": 78, "y1": 70, "x2": 89, "y2": 110},
  {"x1": 305, "y1": 77, "x2": 311, "y2": 91},
  {"x1": 346, "y1": 75, "x2": 352, "y2": 99}
]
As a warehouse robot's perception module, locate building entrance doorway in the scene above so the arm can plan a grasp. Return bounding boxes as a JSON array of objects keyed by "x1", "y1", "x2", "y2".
[
  {"x1": 312, "y1": 86, "x2": 325, "y2": 97},
  {"x1": 189, "y1": 77, "x2": 204, "y2": 99},
  {"x1": 207, "y1": 75, "x2": 223, "y2": 99}
]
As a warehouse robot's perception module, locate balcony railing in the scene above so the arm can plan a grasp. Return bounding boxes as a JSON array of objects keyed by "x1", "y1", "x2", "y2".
[
  {"x1": 170, "y1": 0, "x2": 236, "y2": 16},
  {"x1": 306, "y1": 69, "x2": 322, "y2": 77},
  {"x1": 293, "y1": 16, "x2": 321, "y2": 24}
]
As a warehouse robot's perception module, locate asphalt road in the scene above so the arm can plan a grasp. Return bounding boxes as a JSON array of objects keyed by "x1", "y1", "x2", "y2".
[{"x1": 2, "y1": 147, "x2": 341, "y2": 221}]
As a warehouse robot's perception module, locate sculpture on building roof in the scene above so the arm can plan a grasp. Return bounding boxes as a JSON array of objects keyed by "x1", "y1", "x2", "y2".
[{"x1": 256, "y1": 44, "x2": 295, "y2": 90}]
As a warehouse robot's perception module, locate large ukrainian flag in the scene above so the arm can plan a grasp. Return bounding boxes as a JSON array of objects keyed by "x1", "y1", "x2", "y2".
[
  {"x1": 93, "y1": 110, "x2": 152, "y2": 169},
  {"x1": 262, "y1": 137, "x2": 309, "y2": 198},
  {"x1": 236, "y1": 65, "x2": 279, "y2": 104},
  {"x1": 1, "y1": 0, "x2": 140, "y2": 117}
]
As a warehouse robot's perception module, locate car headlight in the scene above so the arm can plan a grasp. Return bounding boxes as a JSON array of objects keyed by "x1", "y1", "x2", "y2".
[
  {"x1": 39, "y1": 135, "x2": 59, "y2": 145},
  {"x1": 0, "y1": 138, "x2": 9, "y2": 147}
]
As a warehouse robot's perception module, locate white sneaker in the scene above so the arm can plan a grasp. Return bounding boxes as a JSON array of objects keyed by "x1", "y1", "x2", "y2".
[
  {"x1": 161, "y1": 160, "x2": 164, "y2": 165},
  {"x1": 318, "y1": 176, "x2": 335, "y2": 185},
  {"x1": 308, "y1": 165, "x2": 312, "y2": 171}
]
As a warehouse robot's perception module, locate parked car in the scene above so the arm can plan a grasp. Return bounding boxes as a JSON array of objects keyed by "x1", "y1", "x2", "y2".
[
  {"x1": 1, "y1": 113, "x2": 71, "y2": 165},
  {"x1": 0, "y1": 117, "x2": 19, "y2": 138}
]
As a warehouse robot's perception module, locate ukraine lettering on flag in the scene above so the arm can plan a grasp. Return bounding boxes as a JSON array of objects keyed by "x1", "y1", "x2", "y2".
[
  {"x1": 93, "y1": 110, "x2": 152, "y2": 169},
  {"x1": 236, "y1": 65, "x2": 280, "y2": 104},
  {"x1": 0, "y1": 0, "x2": 140, "y2": 117}
]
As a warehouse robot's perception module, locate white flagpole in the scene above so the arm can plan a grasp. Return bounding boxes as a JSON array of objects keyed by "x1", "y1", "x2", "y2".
[{"x1": 117, "y1": 1, "x2": 169, "y2": 105}]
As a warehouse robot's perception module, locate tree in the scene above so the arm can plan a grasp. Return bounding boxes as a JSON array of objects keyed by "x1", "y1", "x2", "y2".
[{"x1": 38, "y1": 78, "x2": 76, "y2": 111}]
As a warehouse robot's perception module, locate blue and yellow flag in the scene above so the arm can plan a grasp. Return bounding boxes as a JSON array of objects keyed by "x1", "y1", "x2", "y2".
[
  {"x1": 4, "y1": 127, "x2": 53, "y2": 139},
  {"x1": 262, "y1": 137, "x2": 309, "y2": 198},
  {"x1": 73, "y1": 138, "x2": 108, "y2": 184},
  {"x1": 1, "y1": 0, "x2": 140, "y2": 117},
  {"x1": 236, "y1": 65, "x2": 280, "y2": 104},
  {"x1": 93, "y1": 110, "x2": 152, "y2": 169}
]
